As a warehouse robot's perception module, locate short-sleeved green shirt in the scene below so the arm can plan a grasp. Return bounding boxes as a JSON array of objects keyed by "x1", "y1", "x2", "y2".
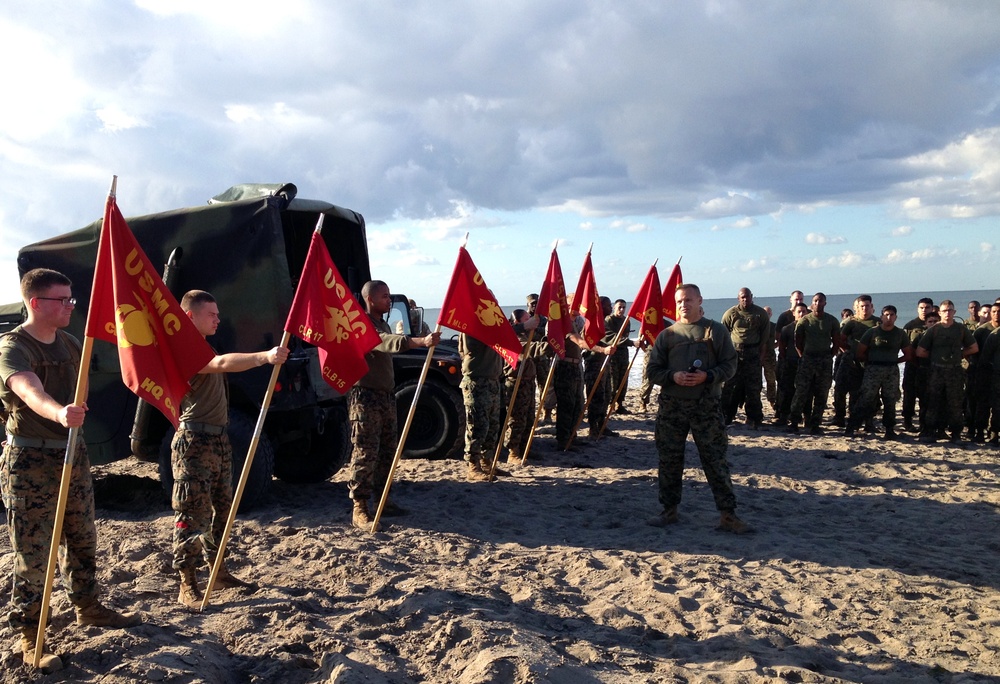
[
  {"x1": 859, "y1": 325, "x2": 909, "y2": 365},
  {"x1": 917, "y1": 323, "x2": 975, "y2": 367},
  {"x1": 0, "y1": 326, "x2": 80, "y2": 439}
]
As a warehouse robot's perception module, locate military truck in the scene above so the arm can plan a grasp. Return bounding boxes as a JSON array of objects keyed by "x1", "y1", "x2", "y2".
[{"x1": 15, "y1": 183, "x2": 464, "y2": 508}]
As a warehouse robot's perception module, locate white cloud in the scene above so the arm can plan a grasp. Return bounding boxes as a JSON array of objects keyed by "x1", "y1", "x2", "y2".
[
  {"x1": 883, "y1": 247, "x2": 959, "y2": 264},
  {"x1": 805, "y1": 232, "x2": 847, "y2": 245},
  {"x1": 801, "y1": 251, "x2": 874, "y2": 269},
  {"x1": 891, "y1": 226, "x2": 913, "y2": 237},
  {"x1": 96, "y1": 106, "x2": 147, "y2": 132}
]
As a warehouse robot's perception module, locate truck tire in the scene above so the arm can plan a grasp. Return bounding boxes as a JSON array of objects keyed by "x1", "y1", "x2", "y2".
[
  {"x1": 395, "y1": 378, "x2": 464, "y2": 460},
  {"x1": 158, "y1": 409, "x2": 275, "y2": 512},
  {"x1": 274, "y1": 403, "x2": 349, "y2": 483}
]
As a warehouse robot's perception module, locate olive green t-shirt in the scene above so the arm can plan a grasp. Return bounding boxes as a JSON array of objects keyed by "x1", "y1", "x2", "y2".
[
  {"x1": 0, "y1": 326, "x2": 80, "y2": 440},
  {"x1": 795, "y1": 312, "x2": 839, "y2": 355},
  {"x1": 859, "y1": 325, "x2": 909, "y2": 365},
  {"x1": 179, "y1": 354, "x2": 229, "y2": 426},
  {"x1": 918, "y1": 323, "x2": 975, "y2": 367}
]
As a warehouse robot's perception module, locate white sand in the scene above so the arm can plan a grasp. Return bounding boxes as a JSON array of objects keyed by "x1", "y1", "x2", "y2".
[{"x1": 2, "y1": 395, "x2": 999, "y2": 683}]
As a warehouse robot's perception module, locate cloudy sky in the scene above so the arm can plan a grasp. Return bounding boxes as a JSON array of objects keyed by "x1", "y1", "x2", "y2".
[{"x1": 3, "y1": 1, "x2": 999, "y2": 309}]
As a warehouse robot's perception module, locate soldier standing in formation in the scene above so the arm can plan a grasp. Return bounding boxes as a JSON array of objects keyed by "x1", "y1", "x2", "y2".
[
  {"x1": 720, "y1": 287, "x2": 769, "y2": 429},
  {"x1": 172, "y1": 290, "x2": 289, "y2": 607},
  {"x1": 1, "y1": 269, "x2": 141, "y2": 672},
  {"x1": 788, "y1": 293, "x2": 841, "y2": 435},
  {"x1": 347, "y1": 281, "x2": 439, "y2": 528},
  {"x1": 915, "y1": 300, "x2": 978, "y2": 443},
  {"x1": 846, "y1": 305, "x2": 912, "y2": 440}
]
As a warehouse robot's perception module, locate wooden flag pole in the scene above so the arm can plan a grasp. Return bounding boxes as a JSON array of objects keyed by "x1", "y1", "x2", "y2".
[
  {"x1": 35, "y1": 175, "x2": 117, "y2": 665},
  {"x1": 487, "y1": 328, "x2": 535, "y2": 480},
  {"x1": 522, "y1": 356, "x2": 557, "y2": 466},
  {"x1": 200, "y1": 329, "x2": 290, "y2": 610},
  {"x1": 33, "y1": 337, "x2": 94, "y2": 667},
  {"x1": 371, "y1": 325, "x2": 440, "y2": 532}
]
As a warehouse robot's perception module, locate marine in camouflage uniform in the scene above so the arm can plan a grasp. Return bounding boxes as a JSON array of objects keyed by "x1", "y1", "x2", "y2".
[
  {"x1": 846, "y1": 306, "x2": 912, "y2": 438},
  {"x1": 967, "y1": 305, "x2": 998, "y2": 441},
  {"x1": 348, "y1": 281, "x2": 439, "y2": 524},
  {"x1": 720, "y1": 288, "x2": 769, "y2": 427},
  {"x1": 606, "y1": 299, "x2": 632, "y2": 413},
  {"x1": 581, "y1": 297, "x2": 617, "y2": 438},
  {"x1": 901, "y1": 298, "x2": 934, "y2": 430},
  {"x1": 172, "y1": 289, "x2": 288, "y2": 607},
  {"x1": 916, "y1": 300, "x2": 978, "y2": 442},
  {"x1": 646, "y1": 283, "x2": 749, "y2": 533},
  {"x1": 461, "y1": 334, "x2": 506, "y2": 479},
  {"x1": 788, "y1": 293, "x2": 841, "y2": 434},
  {"x1": 502, "y1": 309, "x2": 547, "y2": 463},
  {"x1": 979, "y1": 327, "x2": 1000, "y2": 443},
  {"x1": 833, "y1": 296, "x2": 879, "y2": 426},
  {"x1": 1, "y1": 268, "x2": 139, "y2": 671},
  {"x1": 526, "y1": 294, "x2": 556, "y2": 419}
]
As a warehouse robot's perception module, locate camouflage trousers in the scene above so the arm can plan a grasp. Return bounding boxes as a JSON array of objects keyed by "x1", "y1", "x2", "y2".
[
  {"x1": 554, "y1": 359, "x2": 584, "y2": 447},
  {"x1": 639, "y1": 351, "x2": 655, "y2": 405},
  {"x1": 924, "y1": 365, "x2": 966, "y2": 434},
  {"x1": 609, "y1": 348, "x2": 630, "y2": 407},
  {"x1": 722, "y1": 354, "x2": 764, "y2": 423},
  {"x1": 654, "y1": 394, "x2": 737, "y2": 512},
  {"x1": 1, "y1": 443, "x2": 98, "y2": 630},
  {"x1": 762, "y1": 349, "x2": 777, "y2": 406},
  {"x1": 850, "y1": 364, "x2": 900, "y2": 429},
  {"x1": 584, "y1": 356, "x2": 611, "y2": 431},
  {"x1": 536, "y1": 355, "x2": 556, "y2": 412},
  {"x1": 171, "y1": 430, "x2": 233, "y2": 571},
  {"x1": 775, "y1": 360, "x2": 800, "y2": 420},
  {"x1": 790, "y1": 354, "x2": 834, "y2": 428},
  {"x1": 462, "y1": 376, "x2": 502, "y2": 461},
  {"x1": 968, "y1": 366, "x2": 993, "y2": 431},
  {"x1": 833, "y1": 359, "x2": 864, "y2": 421},
  {"x1": 347, "y1": 386, "x2": 397, "y2": 501},
  {"x1": 504, "y1": 375, "x2": 536, "y2": 455}
]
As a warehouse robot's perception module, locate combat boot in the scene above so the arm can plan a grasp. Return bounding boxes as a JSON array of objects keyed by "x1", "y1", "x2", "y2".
[
  {"x1": 351, "y1": 500, "x2": 380, "y2": 531},
  {"x1": 646, "y1": 506, "x2": 679, "y2": 528},
  {"x1": 718, "y1": 511, "x2": 754, "y2": 534},
  {"x1": 75, "y1": 599, "x2": 141, "y2": 628},
  {"x1": 506, "y1": 448, "x2": 522, "y2": 467},
  {"x1": 467, "y1": 460, "x2": 491, "y2": 482},
  {"x1": 213, "y1": 564, "x2": 258, "y2": 590},
  {"x1": 178, "y1": 568, "x2": 203, "y2": 609},
  {"x1": 20, "y1": 629, "x2": 62, "y2": 673}
]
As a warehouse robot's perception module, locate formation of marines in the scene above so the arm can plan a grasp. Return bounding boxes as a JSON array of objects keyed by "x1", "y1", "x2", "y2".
[{"x1": 3, "y1": 266, "x2": 995, "y2": 672}]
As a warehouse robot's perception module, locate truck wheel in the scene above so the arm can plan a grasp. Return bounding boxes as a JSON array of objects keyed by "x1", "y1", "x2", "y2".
[
  {"x1": 158, "y1": 409, "x2": 275, "y2": 511},
  {"x1": 274, "y1": 403, "x2": 349, "y2": 483},
  {"x1": 395, "y1": 379, "x2": 464, "y2": 460}
]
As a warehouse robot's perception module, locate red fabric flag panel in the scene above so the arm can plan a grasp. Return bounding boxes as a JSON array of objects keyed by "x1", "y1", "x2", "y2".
[
  {"x1": 85, "y1": 195, "x2": 215, "y2": 427},
  {"x1": 284, "y1": 230, "x2": 381, "y2": 392},
  {"x1": 627, "y1": 265, "x2": 664, "y2": 345},
  {"x1": 437, "y1": 247, "x2": 522, "y2": 368},
  {"x1": 537, "y1": 250, "x2": 572, "y2": 358}
]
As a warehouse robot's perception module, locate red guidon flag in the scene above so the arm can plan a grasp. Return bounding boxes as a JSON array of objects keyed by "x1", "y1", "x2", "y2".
[
  {"x1": 627, "y1": 264, "x2": 664, "y2": 345},
  {"x1": 537, "y1": 249, "x2": 572, "y2": 358},
  {"x1": 661, "y1": 262, "x2": 684, "y2": 323},
  {"x1": 572, "y1": 252, "x2": 603, "y2": 348},
  {"x1": 438, "y1": 246, "x2": 521, "y2": 368},
  {"x1": 284, "y1": 229, "x2": 381, "y2": 392},
  {"x1": 85, "y1": 194, "x2": 216, "y2": 427}
]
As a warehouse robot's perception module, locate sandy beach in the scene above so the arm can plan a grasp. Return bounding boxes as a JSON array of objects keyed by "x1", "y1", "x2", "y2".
[{"x1": 1, "y1": 392, "x2": 998, "y2": 683}]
